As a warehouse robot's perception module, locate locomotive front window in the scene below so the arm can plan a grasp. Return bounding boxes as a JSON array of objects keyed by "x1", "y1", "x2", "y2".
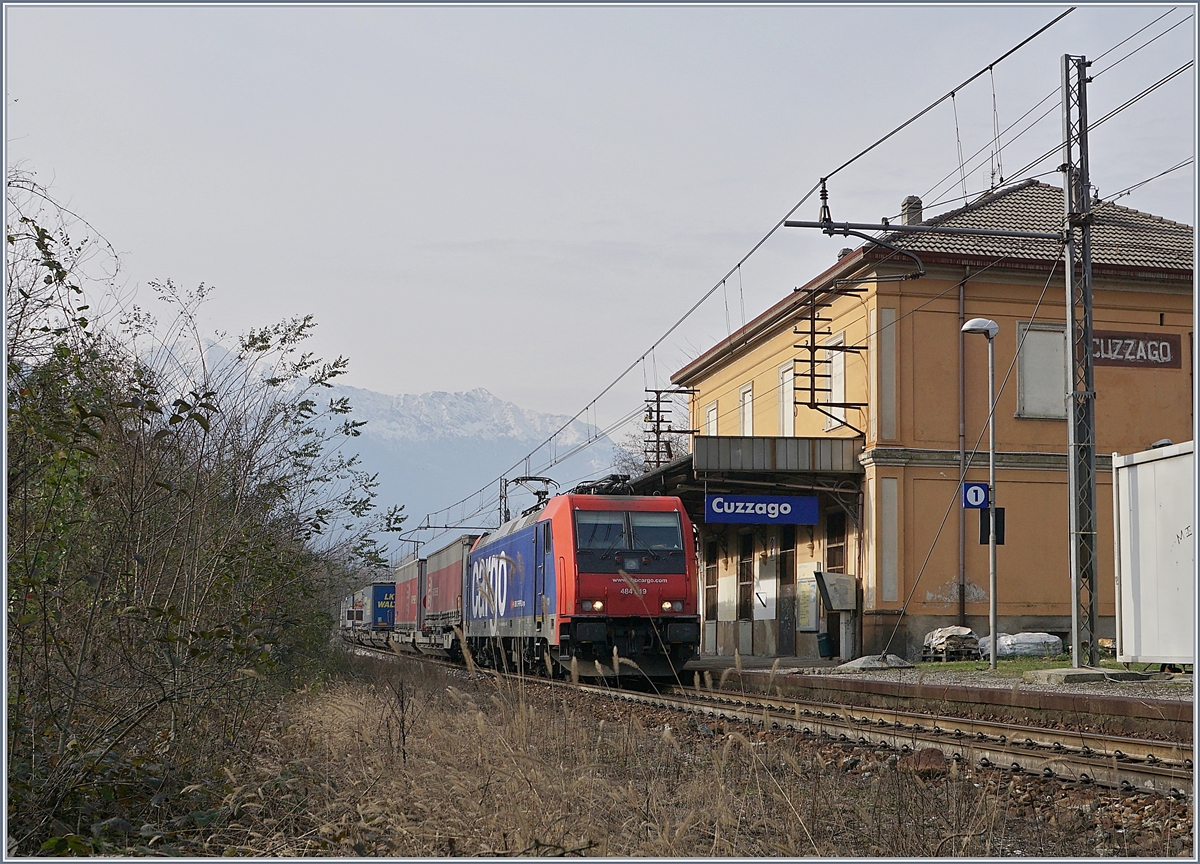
[
  {"x1": 629, "y1": 512, "x2": 684, "y2": 551},
  {"x1": 575, "y1": 511, "x2": 628, "y2": 550},
  {"x1": 575, "y1": 509, "x2": 688, "y2": 574}
]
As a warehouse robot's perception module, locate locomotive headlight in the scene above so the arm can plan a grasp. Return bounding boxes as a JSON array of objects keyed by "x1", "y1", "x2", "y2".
[
  {"x1": 583, "y1": 600, "x2": 604, "y2": 612},
  {"x1": 662, "y1": 600, "x2": 684, "y2": 612},
  {"x1": 661, "y1": 601, "x2": 672, "y2": 612},
  {"x1": 672, "y1": 600, "x2": 684, "y2": 612}
]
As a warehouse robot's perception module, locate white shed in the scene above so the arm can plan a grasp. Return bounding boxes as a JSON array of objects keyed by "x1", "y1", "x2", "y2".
[{"x1": 1112, "y1": 441, "x2": 1194, "y2": 665}]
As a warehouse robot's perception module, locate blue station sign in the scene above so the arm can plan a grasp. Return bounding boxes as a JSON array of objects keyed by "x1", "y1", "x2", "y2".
[
  {"x1": 963, "y1": 482, "x2": 989, "y2": 510},
  {"x1": 705, "y1": 494, "x2": 818, "y2": 525}
]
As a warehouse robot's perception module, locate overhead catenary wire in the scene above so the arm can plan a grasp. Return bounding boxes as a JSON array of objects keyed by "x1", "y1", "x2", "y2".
[
  {"x1": 976, "y1": 59, "x2": 1194, "y2": 203},
  {"x1": 952, "y1": 92, "x2": 970, "y2": 199},
  {"x1": 1091, "y1": 8, "x2": 1192, "y2": 72},
  {"x1": 722, "y1": 279, "x2": 732, "y2": 337},
  {"x1": 614, "y1": 35, "x2": 1190, "y2": 460},
  {"x1": 918, "y1": 170, "x2": 1062, "y2": 215},
  {"x1": 406, "y1": 8, "x2": 1188, "y2": 542},
  {"x1": 422, "y1": 53, "x2": 1188, "y2": 541},
  {"x1": 738, "y1": 265, "x2": 746, "y2": 333},
  {"x1": 702, "y1": 124, "x2": 1190, "y2": 447},
  {"x1": 989, "y1": 66, "x2": 1005, "y2": 187},
  {"x1": 822, "y1": 7, "x2": 1075, "y2": 183},
  {"x1": 918, "y1": 9, "x2": 1192, "y2": 213},
  {"x1": 394, "y1": 225, "x2": 1077, "y2": 556},
  {"x1": 1102, "y1": 158, "x2": 1194, "y2": 203},
  {"x1": 417, "y1": 397, "x2": 650, "y2": 538},
  {"x1": 921, "y1": 90, "x2": 1060, "y2": 210},
  {"x1": 409, "y1": 178, "x2": 820, "y2": 533}
]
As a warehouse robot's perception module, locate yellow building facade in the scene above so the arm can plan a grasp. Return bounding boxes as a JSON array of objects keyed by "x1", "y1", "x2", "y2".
[{"x1": 664, "y1": 181, "x2": 1193, "y2": 659}]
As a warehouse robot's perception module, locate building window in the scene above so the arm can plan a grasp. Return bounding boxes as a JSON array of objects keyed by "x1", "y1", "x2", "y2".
[
  {"x1": 705, "y1": 401, "x2": 718, "y2": 436},
  {"x1": 737, "y1": 533, "x2": 754, "y2": 621},
  {"x1": 825, "y1": 510, "x2": 846, "y2": 573},
  {"x1": 1017, "y1": 322, "x2": 1068, "y2": 419},
  {"x1": 778, "y1": 361, "x2": 795, "y2": 437},
  {"x1": 704, "y1": 539, "x2": 718, "y2": 621},
  {"x1": 825, "y1": 333, "x2": 846, "y2": 430},
  {"x1": 739, "y1": 384, "x2": 753, "y2": 436}
]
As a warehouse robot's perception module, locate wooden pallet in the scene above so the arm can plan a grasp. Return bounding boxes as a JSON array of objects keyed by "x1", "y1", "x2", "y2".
[{"x1": 920, "y1": 648, "x2": 978, "y2": 663}]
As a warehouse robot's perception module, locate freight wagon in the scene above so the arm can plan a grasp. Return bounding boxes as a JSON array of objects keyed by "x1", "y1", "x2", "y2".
[
  {"x1": 392, "y1": 555, "x2": 425, "y2": 654},
  {"x1": 338, "y1": 594, "x2": 364, "y2": 642},
  {"x1": 342, "y1": 582, "x2": 395, "y2": 650},
  {"x1": 414, "y1": 535, "x2": 480, "y2": 658}
]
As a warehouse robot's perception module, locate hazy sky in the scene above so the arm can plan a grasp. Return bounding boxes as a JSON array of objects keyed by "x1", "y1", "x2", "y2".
[{"x1": 5, "y1": 4, "x2": 1196, "y2": 436}]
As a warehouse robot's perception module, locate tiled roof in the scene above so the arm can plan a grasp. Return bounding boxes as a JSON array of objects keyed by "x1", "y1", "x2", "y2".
[
  {"x1": 673, "y1": 181, "x2": 1193, "y2": 385},
  {"x1": 879, "y1": 180, "x2": 1193, "y2": 272}
]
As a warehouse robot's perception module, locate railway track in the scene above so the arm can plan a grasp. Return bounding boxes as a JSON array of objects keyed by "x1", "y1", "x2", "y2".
[
  {"x1": 645, "y1": 685, "x2": 1194, "y2": 797},
  {"x1": 346, "y1": 641, "x2": 1193, "y2": 797}
]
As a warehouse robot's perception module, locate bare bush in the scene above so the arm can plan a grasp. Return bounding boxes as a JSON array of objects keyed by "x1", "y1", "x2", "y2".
[{"x1": 6, "y1": 171, "x2": 402, "y2": 854}]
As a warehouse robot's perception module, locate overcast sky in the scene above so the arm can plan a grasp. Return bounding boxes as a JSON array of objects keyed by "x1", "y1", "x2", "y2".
[{"x1": 5, "y1": 4, "x2": 1196, "y2": 436}]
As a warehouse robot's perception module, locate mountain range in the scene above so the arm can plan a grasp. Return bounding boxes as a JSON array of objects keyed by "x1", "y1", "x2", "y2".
[{"x1": 329, "y1": 385, "x2": 624, "y2": 549}]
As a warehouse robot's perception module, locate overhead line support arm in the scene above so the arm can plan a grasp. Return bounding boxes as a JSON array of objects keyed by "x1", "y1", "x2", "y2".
[{"x1": 785, "y1": 220, "x2": 1064, "y2": 241}]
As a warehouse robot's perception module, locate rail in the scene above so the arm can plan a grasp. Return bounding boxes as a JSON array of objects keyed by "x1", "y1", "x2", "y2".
[{"x1": 343, "y1": 641, "x2": 1193, "y2": 796}]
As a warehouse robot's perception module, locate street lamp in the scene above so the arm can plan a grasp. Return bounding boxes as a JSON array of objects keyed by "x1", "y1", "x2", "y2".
[{"x1": 962, "y1": 317, "x2": 999, "y2": 670}]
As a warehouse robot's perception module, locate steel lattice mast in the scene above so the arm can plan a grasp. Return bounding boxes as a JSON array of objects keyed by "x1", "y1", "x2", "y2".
[{"x1": 1061, "y1": 54, "x2": 1099, "y2": 669}]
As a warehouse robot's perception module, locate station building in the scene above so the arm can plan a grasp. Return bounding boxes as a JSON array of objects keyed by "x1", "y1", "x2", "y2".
[{"x1": 633, "y1": 181, "x2": 1193, "y2": 660}]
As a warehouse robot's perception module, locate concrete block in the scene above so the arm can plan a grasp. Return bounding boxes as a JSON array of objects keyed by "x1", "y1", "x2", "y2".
[{"x1": 1022, "y1": 667, "x2": 1151, "y2": 684}]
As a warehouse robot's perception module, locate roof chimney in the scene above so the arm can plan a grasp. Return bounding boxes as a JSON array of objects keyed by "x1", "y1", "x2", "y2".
[
  {"x1": 837, "y1": 247, "x2": 853, "y2": 260},
  {"x1": 901, "y1": 195, "x2": 923, "y2": 225}
]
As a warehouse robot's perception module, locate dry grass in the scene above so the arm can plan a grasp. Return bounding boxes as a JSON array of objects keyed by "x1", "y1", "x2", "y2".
[{"x1": 134, "y1": 652, "x2": 1191, "y2": 858}]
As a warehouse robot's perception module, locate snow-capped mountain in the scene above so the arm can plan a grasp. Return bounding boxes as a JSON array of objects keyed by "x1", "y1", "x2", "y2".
[
  {"x1": 334, "y1": 385, "x2": 600, "y2": 446},
  {"x1": 329, "y1": 385, "x2": 624, "y2": 548}
]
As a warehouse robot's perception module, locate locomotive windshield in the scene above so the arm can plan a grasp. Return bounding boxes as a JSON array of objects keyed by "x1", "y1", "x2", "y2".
[
  {"x1": 575, "y1": 511, "x2": 627, "y2": 550},
  {"x1": 629, "y1": 512, "x2": 684, "y2": 550},
  {"x1": 574, "y1": 510, "x2": 686, "y2": 574}
]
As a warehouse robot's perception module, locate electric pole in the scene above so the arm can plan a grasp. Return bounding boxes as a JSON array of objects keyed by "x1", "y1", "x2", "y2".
[
  {"x1": 1061, "y1": 54, "x2": 1099, "y2": 668},
  {"x1": 643, "y1": 388, "x2": 696, "y2": 469}
]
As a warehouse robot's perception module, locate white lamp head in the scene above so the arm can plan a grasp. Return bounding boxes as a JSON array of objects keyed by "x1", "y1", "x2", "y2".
[{"x1": 961, "y1": 317, "x2": 999, "y2": 339}]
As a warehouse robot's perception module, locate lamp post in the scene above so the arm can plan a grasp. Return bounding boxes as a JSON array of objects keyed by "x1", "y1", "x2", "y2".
[{"x1": 962, "y1": 317, "x2": 999, "y2": 670}]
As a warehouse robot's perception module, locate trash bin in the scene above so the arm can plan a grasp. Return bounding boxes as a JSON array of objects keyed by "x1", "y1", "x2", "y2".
[{"x1": 817, "y1": 632, "x2": 834, "y2": 659}]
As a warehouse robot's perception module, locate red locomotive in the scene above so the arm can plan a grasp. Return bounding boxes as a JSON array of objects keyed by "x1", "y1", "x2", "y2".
[{"x1": 465, "y1": 483, "x2": 700, "y2": 679}]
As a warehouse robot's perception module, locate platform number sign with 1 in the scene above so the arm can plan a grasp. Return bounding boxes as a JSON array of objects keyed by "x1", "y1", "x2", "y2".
[{"x1": 962, "y1": 482, "x2": 989, "y2": 509}]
